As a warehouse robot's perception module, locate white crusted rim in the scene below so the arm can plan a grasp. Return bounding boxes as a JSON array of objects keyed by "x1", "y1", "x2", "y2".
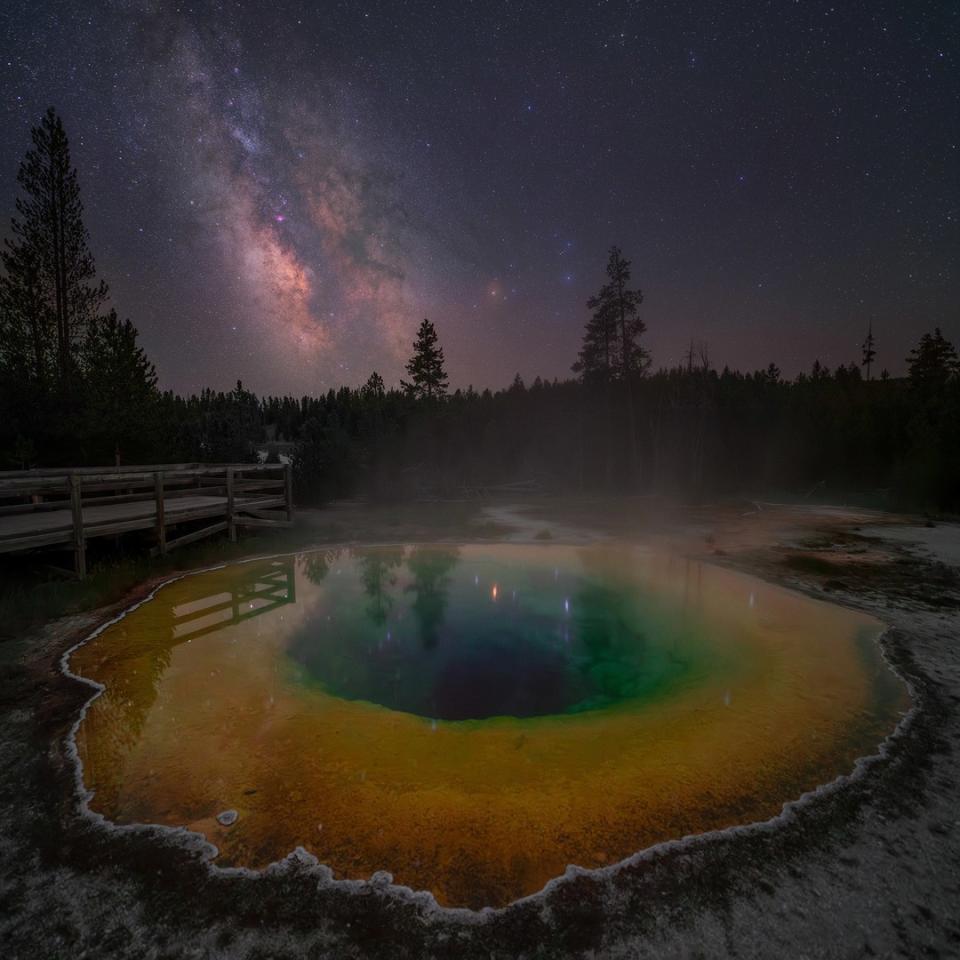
[{"x1": 59, "y1": 545, "x2": 918, "y2": 922}]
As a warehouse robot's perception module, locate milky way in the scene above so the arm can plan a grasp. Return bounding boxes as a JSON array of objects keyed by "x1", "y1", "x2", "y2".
[
  {"x1": 1, "y1": 0, "x2": 957, "y2": 394},
  {"x1": 140, "y1": 8, "x2": 442, "y2": 389}
]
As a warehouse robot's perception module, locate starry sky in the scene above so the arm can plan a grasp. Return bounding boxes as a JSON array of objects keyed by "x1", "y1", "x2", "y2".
[{"x1": 1, "y1": 1, "x2": 957, "y2": 395}]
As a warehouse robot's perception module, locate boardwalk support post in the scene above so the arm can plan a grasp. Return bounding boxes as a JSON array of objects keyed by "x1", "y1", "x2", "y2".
[
  {"x1": 68, "y1": 474, "x2": 86, "y2": 579},
  {"x1": 154, "y1": 471, "x2": 166, "y2": 555}
]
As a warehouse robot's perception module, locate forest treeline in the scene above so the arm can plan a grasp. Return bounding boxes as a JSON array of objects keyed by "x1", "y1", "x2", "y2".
[{"x1": 2, "y1": 110, "x2": 959, "y2": 511}]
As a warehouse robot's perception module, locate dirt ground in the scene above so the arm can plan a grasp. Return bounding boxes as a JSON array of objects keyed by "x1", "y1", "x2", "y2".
[{"x1": 1, "y1": 497, "x2": 958, "y2": 959}]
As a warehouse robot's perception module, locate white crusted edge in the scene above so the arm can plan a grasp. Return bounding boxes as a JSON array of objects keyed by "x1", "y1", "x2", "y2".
[{"x1": 58, "y1": 546, "x2": 919, "y2": 925}]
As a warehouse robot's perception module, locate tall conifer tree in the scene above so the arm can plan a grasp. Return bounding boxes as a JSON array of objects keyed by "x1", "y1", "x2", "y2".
[
  {"x1": 401, "y1": 319, "x2": 448, "y2": 401},
  {"x1": 0, "y1": 107, "x2": 108, "y2": 390},
  {"x1": 861, "y1": 321, "x2": 876, "y2": 380},
  {"x1": 574, "y1": 247, "x2": 649, "y2": 484}
]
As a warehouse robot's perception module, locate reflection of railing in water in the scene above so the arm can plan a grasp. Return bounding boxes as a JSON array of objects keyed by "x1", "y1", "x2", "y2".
[
  {"x1": 170, "y1": 558, "x2": 296, "y2": 643},
  {"x1": 74, "y1": 557, "x2": 297, "y2": 812}
]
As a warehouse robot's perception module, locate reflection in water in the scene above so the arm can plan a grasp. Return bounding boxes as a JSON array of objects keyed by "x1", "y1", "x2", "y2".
[
  {"x1": 173, "y1": 559, "x2": 296, "y2": 642},
  {"x1": 70, "y1": 544, "x2": 908, "y2": 910},
  {"x1": 73, "y1": 558, "x2": 295, "y2": 814},
  {"x1": 298, "y1": 550, "x2": 340, "y2": 586},
  {"x1": 286, "y1": 545, "x2": 697, "y2": 721},
  {"x1": 358, "y1": 546, "x2": 404, "y2": 625},
  {"x1": 405, "y1": 546, "x2": 459, "y2": 648}
]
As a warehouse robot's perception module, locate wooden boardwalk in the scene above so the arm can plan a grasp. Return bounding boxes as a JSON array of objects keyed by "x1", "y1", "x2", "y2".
[{"x1": 0, "y1": 463, "x2": 293, "y2": 577}]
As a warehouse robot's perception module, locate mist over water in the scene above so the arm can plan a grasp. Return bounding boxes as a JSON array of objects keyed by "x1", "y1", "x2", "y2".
[{"x1": 70, "y1": 544, "x2": 907, "y2": 908}]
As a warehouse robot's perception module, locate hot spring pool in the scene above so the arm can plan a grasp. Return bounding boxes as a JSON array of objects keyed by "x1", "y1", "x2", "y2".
[{"x1": 68, "y1": 543, "x2": 907, "y2": 908}]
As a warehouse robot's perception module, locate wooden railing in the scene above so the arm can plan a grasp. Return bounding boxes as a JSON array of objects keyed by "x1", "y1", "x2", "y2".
[{"x1": 0, "y1": 462, "x2": 293, "y2": 577}]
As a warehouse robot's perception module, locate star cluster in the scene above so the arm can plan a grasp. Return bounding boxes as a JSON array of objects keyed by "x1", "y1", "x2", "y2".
[{"x1": 1, "y1": 0, "x2": 956, "y2": 393}]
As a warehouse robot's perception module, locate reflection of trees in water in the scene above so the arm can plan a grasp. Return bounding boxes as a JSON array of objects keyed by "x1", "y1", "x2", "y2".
[
  {"x1": 82, "y1": 636, "x2": 174, "y2": 768},
  {"x1": 297, "y1": 548, "x2": 343, "y2": 585},
  {"x1": 572, "y1": 548, "x2": 651, "y2": 703},
  {"x1": 357, "y1": 546, "x2": 405, "y2": 625},
  {"x1": 405, "y1": 546, "x2": 460, "y2": 648},
  {"x1": 76, "y1": 558, "x2": 296, "y2": 813},
  {"x1": 573, "y1": 581, "x2": 648, "y2": 702},
  {"x1": 572, "y1": 547, "x2": 699, "y2": 706}
]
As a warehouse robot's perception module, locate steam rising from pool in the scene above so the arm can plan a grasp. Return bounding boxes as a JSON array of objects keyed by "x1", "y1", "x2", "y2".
[{"x1": 69, "y1": 544, "x2": 906, "y2": 908}]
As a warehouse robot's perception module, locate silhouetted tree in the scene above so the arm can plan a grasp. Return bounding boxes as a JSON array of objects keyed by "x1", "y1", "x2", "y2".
[
  {"x1": 861, "y1": 321, "x2": 876, "y2": 381},
  {"x1": 603, "y1": 247, "x2": 649, "y2": 382},
  {"x1": 907, "y1": 327, "x2": 957, "y2": 401},
  {"x1": 0, "y1": 228, "x2": 49, "y2": 388},
  {"x1": 575, "y1": 247, "x2": 648, "y2": 484},
  {"x1": 2, "y1": 119, "x2": 958, "y2": 513},
  {"x1": 401, "y1": 319, "x2": 448, "y2": 401},
  {"x1": 82, "y1": 310, "x2": 159, "y2": 462},
  {"x1": 362, "y1": 370, "x2": 385, "y2": 400},
  {"x1": 573, "y1": 286, "x2": 618, "y2": 383},
  {"x1": 0, "y1": 108, "x2": 108, "y2": 390},
  {"x1": 898, "y1": 328, "x2": 960, "y2": 506}
]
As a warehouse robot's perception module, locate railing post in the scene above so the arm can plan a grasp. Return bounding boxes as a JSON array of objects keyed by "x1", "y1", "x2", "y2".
[
  {"x1": 154, "y1": 471, "x2": 166, "y2": 555},
  {"x1": 68, "y1": 473, "x2": 86, "y2": 579},
  {"x1": 226, "y1": 466, "x2": 237, "y2": 542},
  {"x1": 284, "y1": 462, "x2": 293, "y2": 522}
]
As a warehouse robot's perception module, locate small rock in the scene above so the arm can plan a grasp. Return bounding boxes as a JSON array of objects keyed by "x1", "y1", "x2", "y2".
[{"x1": 217, "y1": 809, "x2": 238, "y2": 826}]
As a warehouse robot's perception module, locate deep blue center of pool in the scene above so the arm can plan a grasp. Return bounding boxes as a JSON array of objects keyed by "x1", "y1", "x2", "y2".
[{"x1": 285, "y1": 546, "x2": 703, "y2": 721}]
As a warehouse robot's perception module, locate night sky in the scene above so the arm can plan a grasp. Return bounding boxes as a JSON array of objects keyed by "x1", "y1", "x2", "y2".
[{"x1": 1, "y1": 1, "x2": 956, "y2": 395}]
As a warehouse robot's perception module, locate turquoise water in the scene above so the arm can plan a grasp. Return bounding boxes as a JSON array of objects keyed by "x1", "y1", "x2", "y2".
[{"x1": 287, "y1": 545, "x2": 715, "y2": 720}]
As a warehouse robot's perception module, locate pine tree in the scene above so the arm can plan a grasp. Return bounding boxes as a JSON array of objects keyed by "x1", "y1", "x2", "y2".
[
  {"x1": 574, "y1": 247, "x2": 649, "y2": 484},
  {"x1": 0, "y1": 108, "x2": 108, "y2": 390},
  {"x1": 604, "y1": 247, "x2": 649, "y2": 381},
  {"x1": 907, "y1": 327, "x2": 958, "y2": 400},
  {"x1": 811, "y1": 359, "x2": 830, "y2": 381},
  {"x1": 401, "y1": 319, "x2": 448, "y2": 401},
  {"x1": 861, "y1": 321, "x2": 876, "y2": 380},
  {"x1": 82, "y1": 311, "x2": 158, "y2": 462},
  {"x1": 573, "y1": 247, "x2": 648, "y2": 383},
  {"x1": 0, "y1": 231, "x2": 50, "y2": 387},
  {"x1": 572, "y1": 296, "x2": 618, "y2": 383},
  {"x1": 362, "y1": 371, "x2": 385, "y2": 400}
]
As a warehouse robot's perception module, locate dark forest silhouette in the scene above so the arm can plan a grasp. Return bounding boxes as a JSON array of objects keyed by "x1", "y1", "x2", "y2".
[{"x1": 2, "y1": 110, "x2": 959, "y2": 510}]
